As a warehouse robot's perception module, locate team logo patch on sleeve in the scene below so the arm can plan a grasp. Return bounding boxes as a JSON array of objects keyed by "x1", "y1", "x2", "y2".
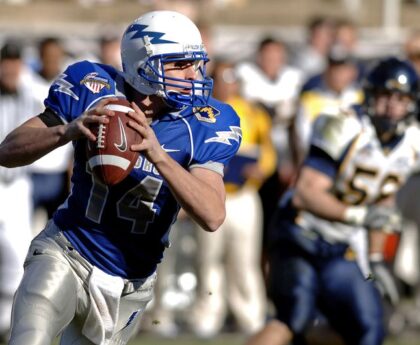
[
  {"x1": 80, "y1": 72, "x2": 111, "y2": 94},
  {"x1": 193, "y1": 105, "x2": 220, "y2": 123}
]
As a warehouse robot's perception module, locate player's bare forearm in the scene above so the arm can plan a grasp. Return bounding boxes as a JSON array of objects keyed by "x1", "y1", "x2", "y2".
[
  {"x1": 154, "y1": 152, "x2": 226, "y2": 232},
  {"x1": 293, "y1": 188, "x2": 347, "y2": 222},
  {"x1": 293, "y1": 166, "x2": 347, "y2": 222},
  {"x1": 0, "y1": 117, "x2": 68, "y2": 168}
]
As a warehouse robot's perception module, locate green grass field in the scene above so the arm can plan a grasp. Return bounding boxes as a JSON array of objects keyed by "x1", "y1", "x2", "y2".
[
  {"x1": 128, "y1": 333, "x2": 420, "y2": 345},
  {"x1": 2, "y1": 332, "x2": 418, "y2": 344}
]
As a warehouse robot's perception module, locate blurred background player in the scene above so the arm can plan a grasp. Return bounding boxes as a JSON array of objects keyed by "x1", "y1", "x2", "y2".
[
  {"x1": 97, "y1": 34, "x2": 122, "y2": 70},
  {"x1": 0, "y1": 39, "x2": 41, "y2": 340},
  {"x1": 292, "y1": 45, "x2": 364, "y2": 167},
  {"x1": 188, "y1": 60, "x2": 276, "y2": 338},
  {"x1": 292, "y1": 16, "x2": 336, "y2": 79},
  {"x1": 246, "y1": 57, "x2": 420, "y2": 345},
  {"x1": 236, "y1": 36, "x2": 302, "y2": 181},
  {"x1": 235, "y1": 36, "x2": 303, "y2": 278}
]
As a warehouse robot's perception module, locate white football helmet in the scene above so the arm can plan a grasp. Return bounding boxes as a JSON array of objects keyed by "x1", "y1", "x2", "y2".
[{"x1": 121, "y1": 11, "x2": 213, "y2": 109}]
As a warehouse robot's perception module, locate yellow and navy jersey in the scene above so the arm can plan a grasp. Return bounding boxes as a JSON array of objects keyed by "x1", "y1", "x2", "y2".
[
  {"x1": 294, "y1": 81, "x2": 364, "y2": 154},
  {"x1": 223, "y1": 96, "x2": 276, "y2": 192},
  {"x1": 284, "y1": 108, "x2": 420, "y2": 244}
]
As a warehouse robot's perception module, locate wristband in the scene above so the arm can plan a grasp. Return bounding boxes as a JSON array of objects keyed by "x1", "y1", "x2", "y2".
[{"x1": 344, "y1": 205, "x2": 368, "y2": 225}]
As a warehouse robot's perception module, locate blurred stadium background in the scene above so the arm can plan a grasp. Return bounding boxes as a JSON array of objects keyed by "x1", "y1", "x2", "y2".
[
  {"x1": 2, "y1": 0, "x2": 420, "y2": 344},
  {"x1": 3, "y1": 0, "x2": 420, "y2": 65}
]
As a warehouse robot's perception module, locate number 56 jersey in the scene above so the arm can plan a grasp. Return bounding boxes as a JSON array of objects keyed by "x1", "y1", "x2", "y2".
[
  {"x1": 45, "y1": 61, "x2": 241, "y2": 279},
  {"x1": 296, "y1": 107, "x2": 420, "y2": 244}
]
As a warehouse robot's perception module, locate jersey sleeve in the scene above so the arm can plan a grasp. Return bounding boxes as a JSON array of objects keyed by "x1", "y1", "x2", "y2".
[
  {"x1": 44, "y1": 60, "x2": 117, "y2": 123},
  {"x1": 303, "y1": 145, "x2": 338, "y2": 179},
  {"x1": 188, "y1": 101, "x2": 242, "y2": 175},
  {"x1": 311, "y1": 112, "x2": 361, "y2": 161}
]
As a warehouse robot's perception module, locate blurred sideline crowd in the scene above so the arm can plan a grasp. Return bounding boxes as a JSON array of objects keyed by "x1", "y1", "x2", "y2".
[{"x1": 2, "y1": 11, "x2": 420, "y2": 344}]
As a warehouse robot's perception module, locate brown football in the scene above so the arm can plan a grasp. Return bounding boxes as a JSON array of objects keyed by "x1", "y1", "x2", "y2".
[{"x1": 86, "y1": 98, "x2": 141, "y2": 185}]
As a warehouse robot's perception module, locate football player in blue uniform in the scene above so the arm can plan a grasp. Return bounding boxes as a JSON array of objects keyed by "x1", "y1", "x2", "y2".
[
  {"x1": 246, "y1": 58, "x2": 420, "y2": 345},
  {"x1": 0, "y1": 11, "x2": 241, "y2": 345}
]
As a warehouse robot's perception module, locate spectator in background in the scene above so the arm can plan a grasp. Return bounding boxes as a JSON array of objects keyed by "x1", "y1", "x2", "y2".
[
  {"x1": 292, "y1": 46, "x2": 363, "y2": 166},
  {"x1": 334, "y1": 18, "x2": 366, "y2": 82},
  {"x1": 236, "y1": 37, "x2": 303, "y2": 271},
  {"x1": 37, "y1": 37, "x2": 66, "y2": 82},
  {"x1": 188, "y1": 60, "x2": 276, "y2": 338},
  {"x1": 404, "y1": 30, "x2": 420, "y2": 75},
  {"x1": 293, "y1": 16, "x2": 336, "y2": 79},
  {"x1": 334, "y1": 18, "x2": 358, "y2": 53},
  {"x1": 197, "y1": 20, "x2": 215, "y2": 74},
  {"x1": 29, "y1": 37, "x2": 73, "y2": 232},
  {"x1": 98, "y1": 34, "x2": 122, "y2": 70},
  {"x1": 0, "y1": 39, "x2": 40, "y2": 340},
  {"x1": 236, "y1": 37, "x2": 302, "y2": 120}
]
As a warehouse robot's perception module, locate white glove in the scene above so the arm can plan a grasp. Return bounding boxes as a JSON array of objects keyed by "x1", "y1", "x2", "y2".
[{"x1": 344, "y1": 205, "x2": 402, "y2": 233}]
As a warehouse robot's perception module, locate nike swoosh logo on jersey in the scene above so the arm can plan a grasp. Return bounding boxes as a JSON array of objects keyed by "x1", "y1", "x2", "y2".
[
  {"x1": 114, "y1": 117, "x2": 128, "y2": 152},
  {"x1": 161, "y1": 144, "x2": 180, "y2": 153}
]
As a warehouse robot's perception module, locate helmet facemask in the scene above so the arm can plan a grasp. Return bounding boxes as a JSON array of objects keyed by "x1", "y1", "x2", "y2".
[
  {"x1": 363, "y1": 57, "x2": 419, "y2": 143},
  {"x1": 366, "y1": 88, "x2": 417, "y2": 142},
  {"x1": 139, "y1": 52, "x2": 213, "y2": 109}
]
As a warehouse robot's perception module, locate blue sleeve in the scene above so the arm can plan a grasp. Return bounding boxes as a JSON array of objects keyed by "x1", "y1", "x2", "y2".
[
  {"x1": 190, "y1": 101, "x2": 241, "y2": 169},
  {"x1": 303, "y1": 145, "x2": 338, "y2": 179},
  {"x1": 44, "y1": 60, "x2": 117, "y2": 123}
]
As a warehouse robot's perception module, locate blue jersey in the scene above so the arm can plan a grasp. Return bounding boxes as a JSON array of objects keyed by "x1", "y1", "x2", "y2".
[{"x1": 45, "y1": 60, "x2": 241, "y2": 279}]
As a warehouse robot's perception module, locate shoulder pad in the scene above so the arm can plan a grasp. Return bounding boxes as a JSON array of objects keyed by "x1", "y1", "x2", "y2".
[
  {"x1": 311, "y1": 111, "x2": 361, "y2": 160},
  {"x1": 189, "y1": 97, "x2": 239, "y2": 128},
  {"x1": 192, "y1": 104, "x2": 222, "y2": 124},
  {"x1": 405, "y1": 124, "x2": 420, "y2": 153},
  {"x1": 45, "y1": 61, "x2": 118, "y2": 122}
]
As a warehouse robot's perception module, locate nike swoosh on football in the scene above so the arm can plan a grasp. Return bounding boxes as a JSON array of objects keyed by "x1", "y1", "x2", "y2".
[
  {"x1": 114, "y1": 117, "x2": 128, "y2": 152},
  {"x1": 161, "y1": 144, "x2": 180, "y2": 153}
]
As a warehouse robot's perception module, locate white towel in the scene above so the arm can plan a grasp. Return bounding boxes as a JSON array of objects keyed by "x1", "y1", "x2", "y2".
[
  {"x1": 348, "y1": 227, "x2": 370, "y2": 279},
  {"x1": 82, "y1": 266, "x2": 125, "y2": 345}
]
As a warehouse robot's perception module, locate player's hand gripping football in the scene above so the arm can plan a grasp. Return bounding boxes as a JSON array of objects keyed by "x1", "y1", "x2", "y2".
[
  {"x1": 62, "y1": 97, "x2": 118, "y2": 143},
  {"x1": 126, "y1": 102, "x2": 166, "y2": 164}
]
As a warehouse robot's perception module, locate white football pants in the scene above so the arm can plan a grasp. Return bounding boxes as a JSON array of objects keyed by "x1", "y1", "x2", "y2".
[{"x1": 9, "y1": 221, "x2": 156, "y2": 345}]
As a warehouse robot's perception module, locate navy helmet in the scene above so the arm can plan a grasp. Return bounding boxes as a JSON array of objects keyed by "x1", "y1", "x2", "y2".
[{"x1": 363, "y1": 57, "x2": 419, "y2": 139}]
